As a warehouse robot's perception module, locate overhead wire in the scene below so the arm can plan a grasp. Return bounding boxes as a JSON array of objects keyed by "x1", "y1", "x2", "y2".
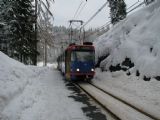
[
  {"x1": 127, "y1": 1, "x2": 145, "y2": 14},
  {"x1": 73, "y1": 1, "x2": 84, "y2": 19},
  {"x1": 72, "y1": 0, "x2": 142, "y2": 40},
  {"x1": 70, "y1": 1, "x2": 87, "y2": 30},
  {"x1": 70, "y1": 1, "x2": 109, "y2": 42},
  {"x1": 75, "y1": 2, "x2": 87, "y2": 19},
  {"x1": 127, "y1": 0, "x2": 140, "y2": 12},
  {"x1": 85, "y1": 0, "x2": 144, "y2": 38},
  {"x1": 79, "y1": 1, "x2": 108, "y2": 30},
  {"x1": 96, "y1": 0, "x2": 142, "y2": 32}
]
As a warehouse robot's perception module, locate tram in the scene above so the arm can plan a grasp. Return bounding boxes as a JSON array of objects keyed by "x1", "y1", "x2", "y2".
[{"x1": 57, "y1": 42, "x2": 95, "y2": 81}]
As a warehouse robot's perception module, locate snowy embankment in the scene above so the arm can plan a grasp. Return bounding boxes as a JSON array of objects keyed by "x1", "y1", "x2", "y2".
[
  {"x1": 95, "y1": 0, "x2": 160, "y2": 79},
  {"x1": 93, "y1": 0, "x2": 160, "y2": 119},
  {"x1": 0, "y1": 52, "x2": 87, "y2": 120}
]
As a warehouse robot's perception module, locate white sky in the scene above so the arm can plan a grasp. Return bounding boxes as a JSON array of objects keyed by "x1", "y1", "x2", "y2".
[{"x1": 52, "y1": 0, "x2": 144, "y2": 29}]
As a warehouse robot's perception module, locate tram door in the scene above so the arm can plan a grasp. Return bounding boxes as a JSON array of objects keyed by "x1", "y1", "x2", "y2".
[{"x1": 65, "y1": 50, "x2": 71, "y2": 80}]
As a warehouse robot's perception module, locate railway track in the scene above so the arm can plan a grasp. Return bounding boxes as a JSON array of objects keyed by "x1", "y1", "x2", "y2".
[{"x1": 74, "y1": 82, "x2": 158, "y2": 120}]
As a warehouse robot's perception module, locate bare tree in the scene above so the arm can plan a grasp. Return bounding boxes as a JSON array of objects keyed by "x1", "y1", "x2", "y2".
[{"x1": 35, "y1": 0, "x2": 55, "y2": 66}]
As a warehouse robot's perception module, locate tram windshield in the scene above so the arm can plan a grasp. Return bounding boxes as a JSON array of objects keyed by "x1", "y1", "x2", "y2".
[{"x1": 71, "y1": 51, "x2": 94, "y2": 62}]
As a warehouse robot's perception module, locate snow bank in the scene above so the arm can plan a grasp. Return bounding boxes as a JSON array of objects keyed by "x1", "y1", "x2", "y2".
[
  {"x1": 0, "y1": 52, "x2": 31, "y2": 113},
  {"x1": 94, "y1": 0, "x2": 160, "y2": 78},
  {"x1": 0, "y1": 52, "x2": 24, "y2": 67},
  {"x1": 0, "y1": 52, "x2": 87, "y2": 120}
]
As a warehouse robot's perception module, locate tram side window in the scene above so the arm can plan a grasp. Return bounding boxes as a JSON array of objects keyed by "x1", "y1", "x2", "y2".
[{"x1": 71, "y1": 52, "x2": 75, "y2": 61}]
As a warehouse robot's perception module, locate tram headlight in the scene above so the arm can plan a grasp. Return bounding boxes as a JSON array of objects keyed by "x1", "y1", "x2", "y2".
[
  {"x1": 91, "y1": 68, "x2": 94, "y2": 72},
  {"x1": 76, "y1": 68, "x2": 80, "y2": 72}
]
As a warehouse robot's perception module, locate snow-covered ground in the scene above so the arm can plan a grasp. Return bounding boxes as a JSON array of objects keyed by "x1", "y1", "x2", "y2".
[
  {"x1": 0, "y1": 52, "x2": 87, "y2": 120},
  {"x1": 1, "y1": 1, "x2": 160, "y2": 120},
  {"x1": 93, "y1": 69, "x2": 160, "y2": 119},
  {"x1": 37, "y1": 61, "x2": 58, "y2": 68},
  {"x1": 93, "y1": 0, "x2": 160, "y2": 119}
]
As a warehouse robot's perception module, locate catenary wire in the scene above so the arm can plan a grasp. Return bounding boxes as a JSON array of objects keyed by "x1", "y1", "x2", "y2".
[
  {"x1": 75, "y1": 2, "x2": 87, "y2": 19},
  {"x1": 73, "y1": 1, "x2": 84, "y2": 19}
]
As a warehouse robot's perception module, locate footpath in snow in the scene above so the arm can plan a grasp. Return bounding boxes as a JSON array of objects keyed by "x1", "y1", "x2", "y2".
[{"x1": 0, "y1": 52, "x2": 87, "y2": 120}]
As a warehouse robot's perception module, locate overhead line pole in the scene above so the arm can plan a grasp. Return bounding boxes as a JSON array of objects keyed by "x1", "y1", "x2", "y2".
[{"x1": 35, "y1": 0, "x2": 38, "y2": 65}]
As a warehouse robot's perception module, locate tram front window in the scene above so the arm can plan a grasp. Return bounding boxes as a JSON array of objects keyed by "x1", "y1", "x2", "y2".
[{"x1": 71, "y1": 51, "x2": 94, "y2": 62}]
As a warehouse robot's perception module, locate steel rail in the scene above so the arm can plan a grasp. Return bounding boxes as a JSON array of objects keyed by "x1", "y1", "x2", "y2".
[
  {"x1": 73, "y1": 81, "x2": 158, "y2": 120},
  {"x1": 73, "y1": 82, "x2": 120, "y2": 120},
  {"x1": 88, "y1": 82, "x2": 158, "y2": 120}
]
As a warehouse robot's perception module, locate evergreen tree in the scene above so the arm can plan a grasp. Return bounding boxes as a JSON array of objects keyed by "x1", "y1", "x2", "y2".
[
  {"x1": 12, "y1": 0, "x2": 38, "y2": 64},
  {"x1": 108, "y1": 0, "x2": 127, "y2": 25},
  {"x1": 0, "y1": 0, "x2": 38, "y2": 65},
  {"x1": 0, "y1": 0, "x2": 17, "y2": 57}
]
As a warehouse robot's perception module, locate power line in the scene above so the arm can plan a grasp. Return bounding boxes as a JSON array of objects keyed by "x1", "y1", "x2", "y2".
[
  {"x1": 85, "y1": 22, "x2": 111, "y2": 39},
  {"x1": 79, "y1": 1, "x2": 108, "y2": 29},
  {"x1": 85, "y1": 1, "x2": 144, "y2": 38},
  {"x1": 127, "y1": 0, "x2": 140, "y2": 11},
  {"x1": 127, "y1": 1, "x2": 145, "y2": 14},
  {"x1": 71, "y1": 1, "x2": 108, "y2": 43},
  {"x1": 73, "y1": 1, "x2": 83, "y2": 19},
  {"x1": 83, "y1": 0, "x2": 147, "y2": 41},
  {"x1": 75, "y1": 2, "x2": 87, "y2": 19}
]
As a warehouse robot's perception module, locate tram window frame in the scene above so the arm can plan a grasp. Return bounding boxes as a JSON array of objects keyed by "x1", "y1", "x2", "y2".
[{"x1": 71, "y1": 50, "x2": 95, "y2": 62}]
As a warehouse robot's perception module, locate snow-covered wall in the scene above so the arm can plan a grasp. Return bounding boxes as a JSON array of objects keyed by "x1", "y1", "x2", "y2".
[{"x1": 94, "y1": 0, "x2": 160, "y2": 78}]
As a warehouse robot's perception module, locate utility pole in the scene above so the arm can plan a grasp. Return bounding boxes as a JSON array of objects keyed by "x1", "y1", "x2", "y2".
[
  {"x1": 44, "y1": 39, "x2": 47, "y2": 66},
  {"x1": 34, "y1": 0, "x2": 38, "y2": 65},
  {"x1": 83, "y1": 28, "x2": 85, "y2": 43}
]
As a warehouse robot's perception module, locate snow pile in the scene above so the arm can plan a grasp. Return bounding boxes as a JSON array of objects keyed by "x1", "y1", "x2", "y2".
[
  {"x1": 0, "y1": 52, "x2": 87, "y2": 120},
  {"x1": 0, "y1": 52, "x2": 24, "y2": 67},
  {"x1": 0, "y1": 52, "x2": 31, "y2": 113},
  {"x1": 94, "y1": 0, "x2": 160, "y2": 78}
]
